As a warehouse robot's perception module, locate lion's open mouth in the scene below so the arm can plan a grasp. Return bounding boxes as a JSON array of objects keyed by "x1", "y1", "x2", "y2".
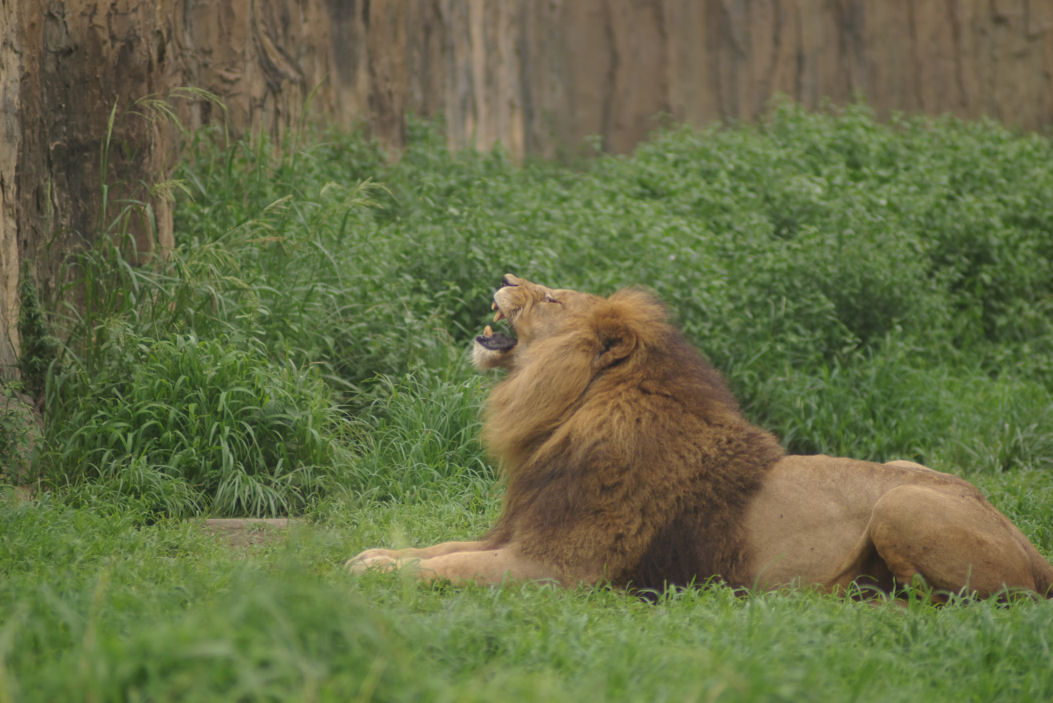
[
  {"x1": 476, "y1": 327, "x2": 516, "y2": 351},
  {"x1": 476, "y1": 300, "x2": 517, "y2": 351}
]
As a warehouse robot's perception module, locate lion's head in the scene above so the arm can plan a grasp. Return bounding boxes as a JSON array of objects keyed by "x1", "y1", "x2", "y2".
[
  {"x1": 473, "y1": 275, "x2": 747, "y2": 456},
  {"x1": 473, "y1": 274, "x2": 643, "y2": 372}
]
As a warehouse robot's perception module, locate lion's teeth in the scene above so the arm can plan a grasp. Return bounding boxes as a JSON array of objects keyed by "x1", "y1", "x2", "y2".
[
  {"x1": 483, "y1": 325, "x2": 493, "y2": 336},
  {"x1": 491, "y1": 301, "x2": 498, "y2": 311},
  {"x1": 493, "y1": 310, "x2": 504, "y2": 322}
]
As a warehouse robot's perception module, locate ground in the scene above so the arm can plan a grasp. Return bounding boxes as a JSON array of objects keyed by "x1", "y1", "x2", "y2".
[{"x1": 200, "y1": 518, "x2": 298, "y2": 550}]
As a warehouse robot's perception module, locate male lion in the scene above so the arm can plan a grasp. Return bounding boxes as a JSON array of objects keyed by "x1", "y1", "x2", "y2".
[{"x1": 348, "y1": 274, "x2": 1053, "y2": 598}]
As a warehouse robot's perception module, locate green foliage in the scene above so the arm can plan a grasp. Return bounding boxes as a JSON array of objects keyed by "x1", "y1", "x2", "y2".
[
  {"x1": 9, "y1": 101, "x2": 1053, "y2": 703},
  {"x1": 0, "y1": 383, "x2": 36, "y2": 484},
  {"x1": 17, "y1": 265, "x2": 60, "y2": 398},
  {"x1": 32, "y1": 101, "x2": 1053, "y2": 517},
  {"x1": 163, "y1": 128, "x2": 462, "y2": 392},
  {"x1": 0, "y1": 496, "x2": 422, "y2": 702},
  {"x1": 42, "y1": 333, "x2": 342, "y2": 517},
  {"x1": 342, "y1": 365, "x2": 493, "y2": 503}
]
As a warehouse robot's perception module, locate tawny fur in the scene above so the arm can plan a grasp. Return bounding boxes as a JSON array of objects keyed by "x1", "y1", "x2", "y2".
[
  {"x1": 479, "y1": 288, "x2": 784, "y2": 587},
  {"x1": 348, "y1": 275, "x2": 1053, "y2": 598}
]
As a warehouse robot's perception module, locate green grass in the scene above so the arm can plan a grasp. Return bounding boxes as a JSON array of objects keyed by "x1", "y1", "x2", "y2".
[
  {"x1": 3, "y1": 492, "x2": 1053, "y2": 702},
  {"x1": 4, "y1": 100, "x2": 1053, "y2": 700},
  {"x1": 43, "y1": 333, "x2": 342, "y2": 516}
]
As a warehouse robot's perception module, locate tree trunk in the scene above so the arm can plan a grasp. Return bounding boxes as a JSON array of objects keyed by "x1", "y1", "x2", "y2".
[{"x1": 2, "y1": 0, "x2": 176, "y2": 380}]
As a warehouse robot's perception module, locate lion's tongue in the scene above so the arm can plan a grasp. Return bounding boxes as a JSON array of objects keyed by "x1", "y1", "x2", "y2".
[{"x1": 477, "y1": 324, "x2": 516, "y2": 351}]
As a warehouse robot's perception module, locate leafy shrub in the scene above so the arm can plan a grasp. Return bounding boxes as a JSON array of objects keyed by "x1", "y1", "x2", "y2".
[{"x1": 362, "y1": 103, "x2": 1053, "y2": 464}]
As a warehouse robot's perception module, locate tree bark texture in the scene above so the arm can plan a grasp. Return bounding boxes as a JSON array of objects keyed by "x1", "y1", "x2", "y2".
[{"x1": 2, "y1": 0, "x2": 1052, "y2": 377}]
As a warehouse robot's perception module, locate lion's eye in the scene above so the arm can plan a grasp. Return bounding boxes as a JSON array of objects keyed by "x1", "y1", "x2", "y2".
[{"x1": 542, "y1": 294, "x2": 561, "y2": 304}]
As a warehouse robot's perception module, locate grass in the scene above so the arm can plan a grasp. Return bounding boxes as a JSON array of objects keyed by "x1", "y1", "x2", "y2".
[
  {"x1": 3, "y1": 100, "x2": 1053, "y2": 700},
  {"x1": 43, "y1": 333, "x2": 341, "y2": 516},
  {"x1": 3, "y1": 494, "x2": 1053, "y2": 702}
]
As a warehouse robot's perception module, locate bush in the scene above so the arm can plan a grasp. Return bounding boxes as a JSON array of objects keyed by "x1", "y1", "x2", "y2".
[{"x1": 41, "y1": 333, "x2": 342, "y2": 517}]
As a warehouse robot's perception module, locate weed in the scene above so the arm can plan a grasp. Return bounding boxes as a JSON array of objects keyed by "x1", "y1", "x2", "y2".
[
  {"x1": 41, "y1": 333, "x2": 344, "y2": 517},
  {"x1": 0, "y1": 382, "x2": 36, "y2": 485},
  {"x1": 16, "y1": 265, "x2": 60, "y2": 399}
]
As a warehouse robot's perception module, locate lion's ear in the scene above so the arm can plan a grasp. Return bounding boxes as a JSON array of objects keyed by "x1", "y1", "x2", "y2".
[{"x1": 594, "y1": 317, "x2": 637, "y2": 369}]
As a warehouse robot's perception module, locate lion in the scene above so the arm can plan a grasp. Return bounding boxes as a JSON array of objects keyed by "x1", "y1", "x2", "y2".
[{"x1": 348, "y1": 274, "x2": 1053, "y2": 598}]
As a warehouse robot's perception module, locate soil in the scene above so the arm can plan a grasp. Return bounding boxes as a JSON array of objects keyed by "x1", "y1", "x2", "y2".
[{"x1": 201, "y1": 518, "x2": 300, "y2": 550}]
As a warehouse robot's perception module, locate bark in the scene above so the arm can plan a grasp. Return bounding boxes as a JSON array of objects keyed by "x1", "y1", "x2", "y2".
[{"x1": 2, "y1": 0, "x2": 1051, "y2": 378}]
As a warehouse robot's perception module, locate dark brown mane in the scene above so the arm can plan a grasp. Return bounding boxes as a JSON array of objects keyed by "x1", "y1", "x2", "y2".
[{"x1": 482, "y1": 288, "x2": 785, "y2": 589}]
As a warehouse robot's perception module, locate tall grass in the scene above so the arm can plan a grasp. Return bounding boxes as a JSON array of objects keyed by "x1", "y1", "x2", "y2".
[
  {"x1": 44, "y1": 333, "x2": 340, "y2": 516},
  {"x1": 29, "y1": 101, "x2": 1053, "y2": 518}
]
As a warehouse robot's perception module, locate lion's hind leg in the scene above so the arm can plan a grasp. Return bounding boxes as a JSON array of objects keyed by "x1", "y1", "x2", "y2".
[{"x1": 830, "y1": 485, "x2": 1044, "y2": 598}]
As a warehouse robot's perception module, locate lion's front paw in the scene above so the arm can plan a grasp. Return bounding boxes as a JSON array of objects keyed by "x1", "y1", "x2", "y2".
[
  {"x1": 348, "y1": 547, "x2": 398, "y2": 563},
  {"x1": 346, "y1": 548, "x2": 417, "y2": 575},
  {"x1": 345, "y1": 553, "x2": 401, "y2": 574}
]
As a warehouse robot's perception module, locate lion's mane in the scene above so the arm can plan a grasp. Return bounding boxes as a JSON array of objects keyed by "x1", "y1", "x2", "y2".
[{"x1": 480, "y1": 289, "x2": 786, "y2": 589}]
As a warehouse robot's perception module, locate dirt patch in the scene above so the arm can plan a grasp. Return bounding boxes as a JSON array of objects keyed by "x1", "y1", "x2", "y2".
[{"x1": 201, "y1": 518, "x2": 300, "y2": 550}]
